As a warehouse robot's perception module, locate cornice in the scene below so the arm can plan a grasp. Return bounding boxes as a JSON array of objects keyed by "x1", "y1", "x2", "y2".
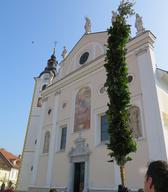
[{"x1": 126, "y1": 30, "x2": 156, "y2": 55}]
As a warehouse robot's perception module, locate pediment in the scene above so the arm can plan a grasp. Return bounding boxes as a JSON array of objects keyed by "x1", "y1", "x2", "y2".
[{"x1": 58, "y1": 32, "x2": 107, "y2": 80}]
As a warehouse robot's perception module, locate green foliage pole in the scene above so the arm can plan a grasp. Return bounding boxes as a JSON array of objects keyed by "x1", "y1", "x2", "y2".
[{"x1": 104, "y1": 0, "x2": 137, "y2": 187}]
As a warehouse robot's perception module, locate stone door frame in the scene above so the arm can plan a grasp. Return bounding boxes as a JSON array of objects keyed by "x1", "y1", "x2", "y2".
[{"x1": 68, "y1": 134, "x2": 90, "y2": 192}]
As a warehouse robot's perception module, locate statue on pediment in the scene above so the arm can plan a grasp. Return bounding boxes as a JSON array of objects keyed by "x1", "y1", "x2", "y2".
[
  {"x1": 112, "y1": 11, "x2": 118, "y2": 24},
  {"x1": 61, "y1": 46, "x2": 67, "y2": 59},
  {"x1": 84, "y1": 17, "x2": 91, "y2": 34},
  {"x1": 135, "y1": 13, "x2": 145, "y2": 35}
]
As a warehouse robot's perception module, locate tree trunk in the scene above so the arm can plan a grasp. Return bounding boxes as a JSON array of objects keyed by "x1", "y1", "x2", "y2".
[{"x1": 120, "y1": 165, "x2": 125, "y2": 186}]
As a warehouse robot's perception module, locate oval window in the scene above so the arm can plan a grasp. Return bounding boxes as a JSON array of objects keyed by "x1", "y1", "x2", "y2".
[{"x1": 79, "y1": 52, "x2": 89, "y2": 65}]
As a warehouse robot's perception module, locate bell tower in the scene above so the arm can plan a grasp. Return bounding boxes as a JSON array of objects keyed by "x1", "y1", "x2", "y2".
[{"x1": 16, "y1": 51, "x2": 58, "y2": 192}]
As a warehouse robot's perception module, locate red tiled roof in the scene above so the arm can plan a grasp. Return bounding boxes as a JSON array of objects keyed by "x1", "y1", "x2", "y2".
[{"x1": 0, "y1": 149, "x2": 21, "y2": 169}]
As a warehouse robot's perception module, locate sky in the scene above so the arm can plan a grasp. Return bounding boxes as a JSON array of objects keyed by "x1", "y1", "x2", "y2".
[{"x1": 0, "y1": 0, "x2": 168, "y2": 156}]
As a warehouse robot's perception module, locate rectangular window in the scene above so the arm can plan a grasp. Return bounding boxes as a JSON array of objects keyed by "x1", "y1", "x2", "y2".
[
  {"x1": 100, "y1": 114, "x2": 109, "y2": 142},
  {"x1": 60, "y1": 127, "x2": 67, "y2": 150}
]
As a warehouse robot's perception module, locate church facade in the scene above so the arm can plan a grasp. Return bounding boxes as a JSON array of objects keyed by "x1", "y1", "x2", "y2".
[{"x1": 17, "y1": 18, "x2": 168, "y2": 192}]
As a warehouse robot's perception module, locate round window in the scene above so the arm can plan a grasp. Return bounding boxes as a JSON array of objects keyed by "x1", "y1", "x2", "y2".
[
  {"x1": 79, "y1": 52, "x2": 89, "y2": 65},
  {"x1": 128, "y1": 75, "x2": 133, "y2": 83}
]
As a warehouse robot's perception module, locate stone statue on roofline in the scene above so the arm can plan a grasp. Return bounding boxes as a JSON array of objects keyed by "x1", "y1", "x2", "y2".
[
  {"x1": 61, "y1": 46, "x2": 67, "y2": 59},
  {"x1": 112, "y1": 10, "x2": 118, "y2": 24},
  {"x1": 135, "y1": 13, "x2": 145, "y2": 35},
  {"x1": 84, "y1": 17, "x2": 91, "y2": 34}
]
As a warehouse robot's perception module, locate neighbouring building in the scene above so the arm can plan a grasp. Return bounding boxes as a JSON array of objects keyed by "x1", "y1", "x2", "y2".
[
  {"x1": 17, "y1": 15, "x2": 168, "y2": 192},
  {"x1": 0, "y1": 149, "x2": 21, "y2": 189}
]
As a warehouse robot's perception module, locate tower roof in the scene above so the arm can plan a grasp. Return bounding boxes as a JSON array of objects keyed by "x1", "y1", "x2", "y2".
[{"x1": 39, "y1": 50, "x2": 57, "y2": 78}]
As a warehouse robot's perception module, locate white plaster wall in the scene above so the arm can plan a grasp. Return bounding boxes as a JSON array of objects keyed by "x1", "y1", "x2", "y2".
[
  {"x1": 42, "y1": 96, "x2": 55, "y2": 127},
  {"x1": 36, "y1": 156, "x2": 49, "y2": 186},
  {"x1": 125, "y1": 140, "x2": 148, "y2": 189},
  {"x1": 24, "y1": 112, "x2": 40, "y2": 151},
  {"x1": 136, "y1": 48, "x2": 167, "y2": 160},
  {"x1": 89, "y1": 146, "x2": 115, "y2": 189},
  {"x1": 157, "y1": 86, "x2": 168, "y2": 112},
  {"x1": 157, "y1": 86, "x2": 168, "y2": 160},
  {"x1": 17, "y1": 153, "x2": 34, "y2": 191},
  {"x1": 32, "y1": 78, "x2": 42, "y2": 108},
  {"x1": 127, "y1": 53, "x2": 142, "y2": 97},
  {"x1": 57, "y1": 87, "x2": 73, "y2": 122},
  {"x1": 51, "y1": 154, "x2": 69, "y2": 188}
]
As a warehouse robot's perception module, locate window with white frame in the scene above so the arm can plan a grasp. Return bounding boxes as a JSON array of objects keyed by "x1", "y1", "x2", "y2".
[
  {"x1": 43, "y1": 131, "x2": 50, "y2": 153},
  {"x1": 60, "y1": 127, "x2": 67, "y2": 150},
  {"x1": 100, "y1": 114, "x2": 109, "y2": 142}
]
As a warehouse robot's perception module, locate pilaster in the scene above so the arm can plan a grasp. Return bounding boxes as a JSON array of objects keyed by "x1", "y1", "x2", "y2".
[
  {"x1": 133, "y1": 32, "x2": 167, "y2": 160},
  {"x1": 31, "y1": 99, "x2": 47, "y2": 185},
  {"x1": 46, "y1": 91, "x2": 61, "y2": 186}
]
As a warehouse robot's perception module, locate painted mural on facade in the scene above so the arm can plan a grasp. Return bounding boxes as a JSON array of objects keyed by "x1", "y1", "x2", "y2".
[
  {"x1": 74, "y1": 87, "x2": 91, "y2": 131},
  {"x1": 128, "y1": 105, "x2": 142, "y2": 138}
]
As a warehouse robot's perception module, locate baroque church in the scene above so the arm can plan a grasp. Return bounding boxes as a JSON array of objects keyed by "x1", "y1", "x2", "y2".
[{"x1": 17, "y1": 14, "x2": 168, "y2": 192}]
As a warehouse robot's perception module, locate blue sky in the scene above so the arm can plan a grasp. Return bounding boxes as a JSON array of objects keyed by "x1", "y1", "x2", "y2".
[{"x1": 0, "y1": 0, "x2": 168, "y2": 155}]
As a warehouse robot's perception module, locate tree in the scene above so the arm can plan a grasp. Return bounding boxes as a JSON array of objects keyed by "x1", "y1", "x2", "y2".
[{"x1": 104, "y1": 0, "x2": 137, "y2": 186}]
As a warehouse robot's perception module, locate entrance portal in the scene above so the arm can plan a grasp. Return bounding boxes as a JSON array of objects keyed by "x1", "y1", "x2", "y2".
[
  {"x1": 68, "y1": 135, "x2": 90, "y2": 192},
  {"x1": 74, "y1": 162, "x2": 85, "y2": 192}
]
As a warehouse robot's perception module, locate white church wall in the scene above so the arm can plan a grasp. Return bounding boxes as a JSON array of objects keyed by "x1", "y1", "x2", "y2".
[
  {"x1": 18, "y1": 153, "x2": 34, "y2": 191},
  {"x1": 17, "y1": 78, "x2": 42, "y2": 192},
  {"x1": 31, "y1": 78, "x2": 42, "y2": 108},
  {"x1": 157, "y1": 86, "x2": 168, "y2": 160},
  {"x1": 24, "y1": 114, "x2": 40, "y2": 151},
  {"x1": 127, "y1": 53, "x2": 142, "y2": 97},
  {"x1": 157, "y1": 86, "x2": 168, "y2": 112},
  {"x1": 57, "y1": 87, "x2": 73, "y2": 122},
  {"x1": 51, "y1": 154, "x2": 69, "y2": 188},
  {"x1": 89, "y1": 146, "x2": 115, "y2": 190},
  {"x1": 133, "y1": 36, "x2": 167, "y2": 161},
  {"x1": 125, "y1": 94, "x2": 148, "y2": 189},
  {"x1": 36, "y1": 156, "x2": 49, "y2": 186},
  {"x1": 125, "y1": 139, "x2": 148, "y2": 190},
  {"x1": 30, "y1": 98, "x2": 48, "y2": 187},
  {"x1": 42, "y1": 97, "x2": 55, "y2": 127}
]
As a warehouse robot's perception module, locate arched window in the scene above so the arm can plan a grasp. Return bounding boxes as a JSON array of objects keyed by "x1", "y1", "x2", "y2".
[
  {"x1": 128, "y1": 106, "x2": 142, "y2": 138},
  {"x1": 43, "y1": 131, "x2": 50, "y2": 153},
  {"x1": 74, "y1": 87, "x2": 91, "y2": 132},
  {"x1": 42, "y1": 84, "x2": 47, "y2": 91},
  {"x1": 37, "y1": 97, "x2": 42, "y2": 107}
]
